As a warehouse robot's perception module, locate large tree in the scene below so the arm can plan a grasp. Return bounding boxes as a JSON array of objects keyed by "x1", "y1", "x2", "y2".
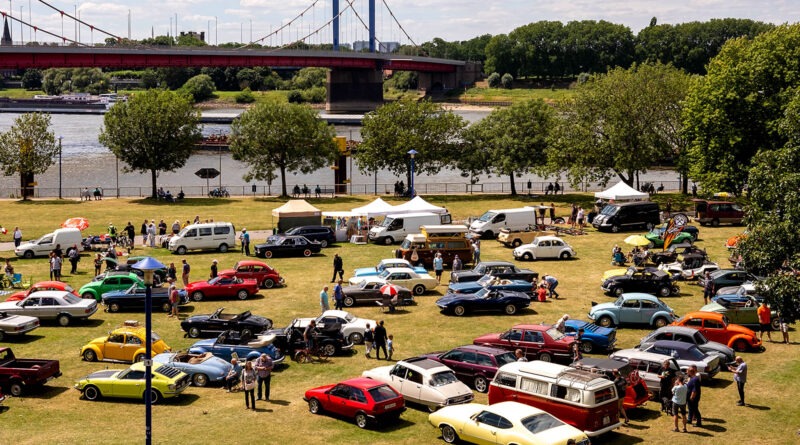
[
  {"x1": 0, "y1": 113, "x2": 58, "y2": 200},
  {"x1": 464, "y1": 100, "x2": 554, "y2": 195},
  {"x1": 229, "y1": 102, "x2": 337, "y2": 197},
  {"x1": 99, "y1": 90, "x2": 201, "y2": 198},
  {"x1": 683, "y1": 24, "x2": 800, "y2": 194},
  {"x1": 355, "y1": 100, "x2": 465, "y2": 189},
  {"x1": 545, "y1": 62, "x2": 691, "y2": 189}
]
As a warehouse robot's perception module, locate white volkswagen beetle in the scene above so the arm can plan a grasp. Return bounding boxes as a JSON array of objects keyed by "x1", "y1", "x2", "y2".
[{"x1": 513, "y1": 236, "x2": 576, "y2": 261}]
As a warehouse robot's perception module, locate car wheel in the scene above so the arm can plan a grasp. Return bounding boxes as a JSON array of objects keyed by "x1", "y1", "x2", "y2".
[
  {"x1": 188, "y1": 327, "x2": 201, "y2": 338},
  {"x1": 218, "y1": 243, "x2": 229, "y2": 253},
  {"x1": 733, "y1": 339, "x2": 749, "y2": 352},
  {"x1": 176, "y1": 246, "x2": 187, "y2": 255},
  {"x1": 413, "y1": 285, "x2": 426, "y2": 296},
  {"x1": 581, "y1": 341, "x2": 594, "y2": 354},
  {"x1": 504, "y1": 304, "x2": 518, "y2": 315},
  {"x1": 192, "y1": 291, "x2": 204, "y2": 302},
  {"x1": 262, "y1": 278, "x2": 275, "y2": 289},
  {"x1": 308, "y1": 398, "x2": 323, "y2": 414},
  {"x1": 294, "y1": 350, "x2": 308, "y2": 362},
  {"x1": 161, "y1": 302, "x2": 171, "y2": 312},
  {"x1": 659, "y1": 286, "x2": 671, "y2": 297},
  {"x1": 343, "y1": 296, "x2": 355, "y2": 307},
  {"x1": 511, "y1": 239, "x2": 522, "y2": 248},
  {"x1": 265, "y1": 251, "x2": 273, "y2": 259},
  {"x1": 598, "y1": 315, "x2": 613, "y2": 327},
  {"x1": 57, "y1": 314, "x2": 71, "y2": 327},
  {"x1": 474, "y1": 375, "x2": 489, "y2": 393},
  {"x1": 483, "y1": 231, "x2": 494, "y2": 239},
  {"x1": 83, "y1": 349, "x2": 97, "y2": 362},
  {"x1": 83, "y1": 385, "x2": 101, "y2": 401},
  {"x1": 383, "y1": 237, "x2": 394, "y2": 246},
  {"x1": 772, "y1": 318, "x2": 781, "y2": 331},
  {"x1": 355, "y1": 412, "x2": 369, "y2": 429},
  {"x1": 134, "y1": 353, "x2": 145, "y2": 363},
  {"x1": 441, "y1": 425, "x2": 458, "y2": 444},
  {"x1": 522, "y1": 252, "x2": 533, "y2": 261},
  {"x1": 538, "y1": 352, "x2": 552, "y2": 362},
  {"x1": 148, "y1": 389, "x2": 161, "y2": 405},
  {"x1": 237, "y1": 290, "x2": 249, "y2": 300},
  {"x1": 320, "y1": 240, "x2": 328, "y2": 248},
  {"x1": 560, "y1": 251, "x2": 571, "y2": 260},
  {"x1": 322, "y1": 343, "x2": 337, "y2": 357},
  {"x1": 192, "y1": 373, "x2": 209, "y2": 387},
  {"x1": 611, "y1": 225, "x2": 621, "y2": 233},
  {"x1": 653, "y1": 317, "x2": 668, "y2": 328},
  {"x1": 303, "y1": 249, "x2": 312, "y2": 257},
  {"x1": 82, "y1": 292, "x2": 95, "y2": 300},
  {"x1": 614, "y1": 287, "x2": 624, "y2": 297},
  {"x1": 23, "y1": 250, "x2": 34, "y2": 259},
  {"x1": 453, "y1": 305, "x2": 467, "y2": 316},
  {"x1": 348, "y1": 332, "x2": 364, "y2": 344},
  {"x1": 711, "y1": 219, "x2": 720, "y2": 227},
  {"x1": 109, "y1": 303, "x2": 121, "y2": 313}
]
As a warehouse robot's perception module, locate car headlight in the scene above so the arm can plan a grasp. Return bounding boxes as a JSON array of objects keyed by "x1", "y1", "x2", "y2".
[{"x1": 168, "y1": 384, "x2": 176, "y2": 391}]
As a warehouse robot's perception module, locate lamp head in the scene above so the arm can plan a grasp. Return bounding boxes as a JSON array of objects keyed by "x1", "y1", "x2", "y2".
[
  {"x1": 407, "y1": 149, "x2": 418, "y2": 158},
  {"x1": 132, "y1": 257, "x2": 166, "y2": 286}
]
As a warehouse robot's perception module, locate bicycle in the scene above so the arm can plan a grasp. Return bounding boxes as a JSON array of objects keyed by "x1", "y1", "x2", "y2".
[{"x1": 293, "y1": 338, "x2": 333, "y2": 363}]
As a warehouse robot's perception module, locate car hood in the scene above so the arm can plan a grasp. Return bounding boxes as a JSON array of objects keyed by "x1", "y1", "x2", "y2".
[
  {"x1": 430, "y1": 403, "x2": 483, "y2": 420},
  {"x1": 83, "y1": 369, "x2": 120, "y2": 380},
  {"x1": 698, "y1": 341, "x2": 735, "y2": 359},
  {"x1": 353, "y1": 266, "x2": 379, "y2": 276},
  {"x1": 190, "y1": 338, "x2": 217, "y2": 349},
  {"x1": 436, "y1": 294, "x2": 477, "y2": 305},
  {"x1": 473, "y1": 332, "x2": 503, "y2": 344},
  {"x1": 87, "y1": 335, "x2": 109, "y2": 346},
  {"x1": 699, "y1": 302, "x2": 726, "y2": 312},
  {"x1": 184, "y1": 314, "x2": 212, "y2": 324}
]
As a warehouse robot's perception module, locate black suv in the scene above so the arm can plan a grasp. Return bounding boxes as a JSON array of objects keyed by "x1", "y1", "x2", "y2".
[{"x1": 283, "y1": 225, "x2": 336, "y2": 247}]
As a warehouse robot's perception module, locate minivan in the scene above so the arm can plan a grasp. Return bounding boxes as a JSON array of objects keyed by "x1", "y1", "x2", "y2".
[
  {"x1": 395, "y1": 225, "x2": 472, "y2": 268},
  {"x1": 368, "y1": 212, "x2": 451, "y2": 245},
  {"x1": 282, "y1": 225, "x2": 335, "y2": 247},
  {"x1": 591, "y1": 201, "x2": 660, "y2": 232},
  {"x1": 469, "y1": 207, "x2": 537, "y2": 239},
  {"x1": 692, "y1": 200, "x2": 744, "y2": 226},
  {"x1": 168, "y1": 222, "x2": 236, "y2": 254},
  {"x1": 15, "y1": 228, "x2": 83, "y2": 259},
  {"x1": 488, "y1": 360, "x2": 622, "y2": 437}
]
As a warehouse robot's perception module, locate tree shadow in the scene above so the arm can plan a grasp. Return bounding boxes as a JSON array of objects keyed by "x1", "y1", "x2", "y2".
[{"x1": 130, "y1": 198, "x2": 233, "y2": 207}]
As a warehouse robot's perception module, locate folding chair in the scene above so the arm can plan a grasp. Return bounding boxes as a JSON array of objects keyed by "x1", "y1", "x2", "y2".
[{"x1": 11, "y1": 273, "x2": 25, "y2": 289}]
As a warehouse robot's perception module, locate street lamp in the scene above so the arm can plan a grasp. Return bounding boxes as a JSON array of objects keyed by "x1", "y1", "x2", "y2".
[
  {"x1": 407, "y1": 149, "x2": 418, "y2": 198},
  {"x1": 58, "y1": 136, "x2": 62, "y2": 199},
  {"x1": 131, "y1": 256, "x2": 166, "y2": 445}
]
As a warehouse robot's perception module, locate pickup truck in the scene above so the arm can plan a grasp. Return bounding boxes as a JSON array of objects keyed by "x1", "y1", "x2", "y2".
[
  {"x1": 0, "y1": 347, "x2": 61, "y2": 396},
  {"x1": 496, "y1": 228, "x2": 555, "y2": 248}
]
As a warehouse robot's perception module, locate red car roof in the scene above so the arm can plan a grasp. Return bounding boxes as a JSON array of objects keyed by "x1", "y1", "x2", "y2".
[{"x1": 339, "y1": 377, "x2": 390, "y2": 390}]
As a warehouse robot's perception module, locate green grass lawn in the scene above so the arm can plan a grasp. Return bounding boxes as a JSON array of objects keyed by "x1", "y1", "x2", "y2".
[
  {"x1": 1, "y1": 194, "x2": 796, "y2": 444},
  {"x1": 456, "y1": 86, "x2": 576, "y2": 104}
]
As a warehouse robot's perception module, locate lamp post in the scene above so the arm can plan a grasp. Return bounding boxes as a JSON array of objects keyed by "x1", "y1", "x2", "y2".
[
  {"x1": 58, "y1": 136, "x2": 62, "y2": 199},
  {"x1": 132, "y1": 257, "x2": 166, "y2": 445},
  {"x1": 407, "y1": 149, "x2": 418, "y2": 198}
]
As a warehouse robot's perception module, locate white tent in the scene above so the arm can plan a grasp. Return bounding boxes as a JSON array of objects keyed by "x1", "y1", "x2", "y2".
[
  {"x1": 388, "y1": 196, "x2": 448, "y2": 215},
  {"x1": 351, "y1": 197, "x2": 395, "y2": 217},
  {"x1": 594, "y1": 182, "x2": 648, "y2": 201}
]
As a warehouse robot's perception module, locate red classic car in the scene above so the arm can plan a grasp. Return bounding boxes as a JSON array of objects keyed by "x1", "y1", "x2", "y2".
[
  {"x1": 304, "y1": 377, "x2": 405, "y2": 429},
  {"x1": 219, "y1": 260, "x2": 284, "y2": 289},
  {"x1": 473, "y1": 324, "x2": 575, "y2": 363},
  {"x1": 184, "y1": 276, "x2": 259, "y2": 302},
  {"x1": 5, "y1": 281, "x2": 79, "y2": 302},
  {"x1": 672, "y1": 311, "x2": 763, "y2": 352}
]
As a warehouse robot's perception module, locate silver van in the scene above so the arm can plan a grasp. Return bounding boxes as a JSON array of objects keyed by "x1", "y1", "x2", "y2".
[{"x1": 168, "y1": 222, "x2": 236, "y2": 254}]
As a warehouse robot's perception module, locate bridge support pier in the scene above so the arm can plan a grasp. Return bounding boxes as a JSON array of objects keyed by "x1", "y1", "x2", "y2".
[{"x1": 326, "y1": 68, "x2": 383, "y2": 113}]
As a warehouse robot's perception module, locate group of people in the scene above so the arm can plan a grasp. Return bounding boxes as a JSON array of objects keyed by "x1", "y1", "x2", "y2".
[
  {"x1": 569, "y1": 204, "x2": 586, "y2": 229},
  {"x1": 43, "y1": 243, "x2": 81, "y2": 280},
  {"x1": 363, "y1": 320, "x2": 394, "y2": 361},
  {"x1": 80, "y1": 187, "x2": 103, "y2": 201},
  {"x1": 292, "y1": 184, "x2": 323, "y2": 198},
  {"x1": 224, "y1": 352, "x2": 274, "y2": 411}
]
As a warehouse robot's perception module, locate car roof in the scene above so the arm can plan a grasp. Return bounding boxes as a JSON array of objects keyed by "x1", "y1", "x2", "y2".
[
  {"x1": 534, "y1": 236, "x2": 565, "y2": 242},
  {"x1": 509, "y1": 324, "x2": 550, "y2": 331},
  {"x1": 652, "y1": 326, "x2": 699, "y2": 336},
  {"x1": 320, "y1": 310, "x2": 352, "y2": 318},
  {"x1": 682, "y1": 311, "x2": 725, "y2": 321},
  {"x1": 621, "y1": 293, "x2": 661, "y2": 301},
  {"x1": 477, "y1": 261, "x2": 515, "y2": 267},
  {"x1": 573, "y1": 357, "x2": 629, "y2": 371},
  {"x1": 613, "y1": 349, "x2": 677, "y2": 362},
  {"x1": 383, "y1": 267, "x2": 418, "y2": 274},
  {"x1": 651, "y1": 340, "x2": 696, "y2": 351},
  {"x1": 453, "y1": 345, "x2": 513, "y2": 355},
  {"x1": 340, "y1": 377, "x2": 391, "y2": 390},
  {"x1": 380, "y1": 258, "x2": 411, "y2": 264},
  {"x1": 233, "y1": 260, "x2": 270, "y2": 267},
  {"x1": 402, "y1": 357, "x2": 451, "y2": 372},
  {"x1": 21, "y1": 290, "x2": 73, "y2": 298},
  {"x1": 499, "y1": 361, "x2": 610, "y2": 386}
]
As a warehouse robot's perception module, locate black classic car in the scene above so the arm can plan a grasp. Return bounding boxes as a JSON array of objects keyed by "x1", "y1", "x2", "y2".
[
  {"x1": 698, "y1": 269, "x2": 761, "y2": 290},
  {"x1": 254, "y1": 235, "x2": 323, "y2": 259},
  {"x1": 266, "y1": 319, "x2": 353, "y2": 358},
  {"x1": 435, "y1": 287, "x2": 532, "y2": 316},
  {"x1": 341, "y1": 279, "x2": 414, "y2": 307},
  {"x1": 449, "y1": 261, "x2": 538, "y2": 284},
  {"x1": 101, "y1": 285, "x2": 187, "y2": 313},
  {"x1": 650, "y1": 243, "x2": 708, "y2": 265},
  {"x1": 601, "y1": 268, "x2": 679, "y2": 297},
  {"x1": 181, "y1": 307, "x2": 273, "y2": 338}
]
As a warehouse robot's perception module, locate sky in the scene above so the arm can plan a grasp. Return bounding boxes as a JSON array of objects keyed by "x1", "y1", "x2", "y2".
[{"x1": 3, "y1": 1, "x2": 799, "y2": 46}]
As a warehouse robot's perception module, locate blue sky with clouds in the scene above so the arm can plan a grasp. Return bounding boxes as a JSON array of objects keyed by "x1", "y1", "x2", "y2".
[{"x1": 6, "y1": 1, "x2": 798, "y2": 45}]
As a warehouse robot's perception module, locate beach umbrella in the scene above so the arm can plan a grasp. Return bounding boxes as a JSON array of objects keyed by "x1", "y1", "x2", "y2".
[
  {"x1": 380, "y1": 283, "x2": 400, "y2": 297},
  {"x1": 623, "y1": 235, "x2": 651, "y2": 246},
  {"x1": 62, "y1": 217, "x2": 90, "y2": 231}
]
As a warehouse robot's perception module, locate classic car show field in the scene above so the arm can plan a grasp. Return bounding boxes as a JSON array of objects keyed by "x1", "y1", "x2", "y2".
[{"x1": 0, "y1": 195, "x2": 798, "y2": 445}]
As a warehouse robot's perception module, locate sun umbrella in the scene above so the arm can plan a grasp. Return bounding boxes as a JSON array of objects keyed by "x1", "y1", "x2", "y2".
[
  {"x1": 623, "y1": 235, "x2": 651, "y2": 246},
  {"x1": 62, "y1": 217, "x2": 90, "y2": 231},
  {"x1": 380, "y1": 283, "x2": 400, "y2": 297}
]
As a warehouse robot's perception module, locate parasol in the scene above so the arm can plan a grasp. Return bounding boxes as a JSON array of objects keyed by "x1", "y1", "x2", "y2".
[
  {"x1": 380, "y1": 283, "x2": 400, "y2": 297},
  {"x1": 62, "y1": 217, "x2": 90, "y2": 231},
  {"x1": 623, "y1": 235, "x2": 651, "y2": 246}
]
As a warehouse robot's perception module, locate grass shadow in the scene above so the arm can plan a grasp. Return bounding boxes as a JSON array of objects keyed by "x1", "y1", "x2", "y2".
[
  {"x1": 20, "y1": 385, "x2": 70, "y2": 399},
  {"x1": 705, "y1": 379, "x2": 732, "y2": 389},
  {"x1": 168, "y1": 393, "x2": 201, "y2": 406},
  {"x1": 268, "y1": 398, "x2": 290, "y2": 406},
  {"x1": 1, "y1": 334, "x2": 45, "y2": 344},
  {"x1": 746, "y1": 404, "x2": 770, "y2": 411},
  {"x1": 0, "y1": 406, "x2": 8, "y2": 414},
  {"x1": 12, "y1": 199, "x2": 78, "y2": 206},
  {"x1": 129, "y1": 198, "x2": 234, "y2": 207},
  {"x1": 596, "y1": 431, "x2": 645, "y2": 444}
]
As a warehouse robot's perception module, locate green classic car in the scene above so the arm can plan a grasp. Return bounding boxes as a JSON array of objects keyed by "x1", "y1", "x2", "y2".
[
  {"x1": 78, "y1": 272, "x2": 146, "y2": 301},
  {"x1": 700, "y1": 296, "x2": 780, "y2": 330},
  {"x1": 75, "y1": 362, "x2": 190, "y2": 404}
]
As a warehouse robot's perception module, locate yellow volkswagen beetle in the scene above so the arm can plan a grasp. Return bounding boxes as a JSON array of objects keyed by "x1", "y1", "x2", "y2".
[
  {"x1": 75, "y1": 362, "x2": 190, "y2": 404},
  {"x1": 80, "y1": 321, "x2": 171, "y2": 363}
]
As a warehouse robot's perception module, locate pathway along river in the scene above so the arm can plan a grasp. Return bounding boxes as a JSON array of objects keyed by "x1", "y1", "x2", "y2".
[{"x1": 0, "y1": 109, "x2": 680, "y2": 198}]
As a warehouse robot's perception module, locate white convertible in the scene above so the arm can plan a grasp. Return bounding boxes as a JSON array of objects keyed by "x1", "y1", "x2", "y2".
[
  {"x1": 350, "y1": 267, "x2": 437, "y2": 295},
  {"x1": 294, "y1": 310, "x2": 376, "y2": 345}
]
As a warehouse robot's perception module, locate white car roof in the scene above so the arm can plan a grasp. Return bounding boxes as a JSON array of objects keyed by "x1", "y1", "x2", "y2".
[
  {"x1": 534, "y1": 236, "x2": 566, "y2": 242},
  {"x1": 397, "y1": 357, "x2": 452, "y2": 375},
  {"x1": 320, "y1": 310, "x2": 353, "y2": 319},
  {"x1": 383, "y1": 267, "x2": 419, "y2": 276},
  {"x1": 612, "y1": 348, "x2": 676, "y2": 363},
  {"x1": 379, "y1": 259, "x2": 412, "y2": 266},
  {"x1": 19, "y1": 290, "x2": 74, "y2": 299}
]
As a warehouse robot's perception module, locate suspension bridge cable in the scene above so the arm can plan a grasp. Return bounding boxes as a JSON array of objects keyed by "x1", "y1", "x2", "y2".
[
  {"x1": 36, "y1": 0, "x2": 123, "y2": 41},
  {"x1": 381, "y1": 0, "x2": 424, "y2": 53},
  {"x1": 1, "y1": 10, "x2": 87, "y2": 46},
  {"x1": 240, "y1": 0, "x2": 322, "y2": 48}
]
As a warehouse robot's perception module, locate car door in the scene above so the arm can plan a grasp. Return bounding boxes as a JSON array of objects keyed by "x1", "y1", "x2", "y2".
[
  {"x1": 548, "y1": 239, "x2": 565, "y2": 258},
  {"x1": 522, "y1": 329, "x2": 545, "y2": 358},
  {"x1": 103, "y1": 333, "x2": 128, "y2": 361},
  {"x1": 114, "y1": 369, "x2": 145, "y2": 398},
  {"x1": 20, "y1": 296, "x2": 42, "y2": 318},
  {"x1": 400, "y1": 368, "x2": 423, "y2": 404},
  {"x1": 388, "y1": 365, "x2": 413, "y2": 401},
  {"x1": 538, "y1": 239, "x2": 555, "y2": 258},
  {"x1": 442, "y1": 350, "x2": 474, "y2": 384},
  {"x1": 639, "y1": 299, "x2": 660, "y2": 324},
  {"x1": 501, "y1": 328, "x2": 525, "y2": 355},
  {"x1": 206, "y1": 314, "x2": 228, "y2": 333},
  {"x1": 388, "y1": 272, "x2": 412, "y2": 289},
  {"x1": 700, "y1": 318, "x2": 727, "y2": 344},
  {"x1": 618, "y1": 298, "x2": 641, "y2": 324},
  {"x1": 211, "y1": 277, "x2": 235, "y2": 298},
  {"x1": 461, "y1": 410, "x2": 505, "y2": 445},
  {"x1": 326, "y1": 384, "x2": 352, "y2": 417},
  {"x1": 235, "y1": 265, "x2": 253, "y2": 281}
]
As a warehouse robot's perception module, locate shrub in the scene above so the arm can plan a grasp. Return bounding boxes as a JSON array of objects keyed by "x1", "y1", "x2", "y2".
[
  {"x1": 501, "y1": 73, "x2": 514, "y2": 89},
  {"x1": 302, "y1": 86, "x2": 326, "y2": 104},
  {"x1": 181, "y1": 74, "x2": 216, "y2": 102},
  {"x1": 487, "y1": 72, "x2": 501, "y2": 88},
  {"x1": 287, "y1": 90, "x2": 304, "y2": 103},
  {"x1": 235, "y1": 88, "x2": 256, "y2": 104}
]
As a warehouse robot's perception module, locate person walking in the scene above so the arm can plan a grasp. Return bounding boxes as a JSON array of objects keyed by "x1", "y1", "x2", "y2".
[
  {"x1": 364, "y1": 323, "x2": 374, "y2": 358},
  {"x1": 210, "y1": 260, "x2": 218, "y2": 279},
  {"x1": 757, "y1": 302, "x2": 773, "y2": 342},
  {"x1": 729, "y1": 356, "x2": 747, "y2": 406},
  {"x1": 254, "y1": 353, "x2": 273, "y2": 401},
  {"x1": 240, "y1": 228, "x2": 250, "y2": 256},
  {"x1": 374, "y1": 320, "x2": 388, "y2": 360},
  {"x1": 124, "y1": 222, "x2": 135, "y2": 246},
  {"x1": 12, "y1": 227, "x2": 22, "y2": 248},
  {"x1": 240, "y1": 361, "x2": 257, "y2": 410},
  {"x1": 613, "y1": 370, "x2": 630, "y2": 424},
  {"x1": 686, "y1": 364, "x2": 702, "y2": 427},
  {"x1": 333, "y1": 279, "x2": 344, "y2": 311},
  {"x1": 702, "y1": 271, "x2": 714, "y2": 304},
  {"x1": 331, "y1": 254, "x2": 344, "y2": 283},
  {"x1": 320, "y1": 286, "x2": 330, "y2": 313},
  {"x1": 433, "y1": 252, "x2": 444, "y2": 284},
  {"x1": 387, "y1": 334, "x2": 395, "y2": 361},
  {"x1": 671, "y1": 375, "x2": 688, "y2": 432},
  {"x1": 140, "y1": 219, "x2": 148, "y2": 247},
  {"x1": 780, "y1": 314, "x2": 790, "y2": 344},
  {"x1": 68, "y1": 244, "x2": 80, "y2": 274},
  {"x1": 181, "y1": 259, "x2": 190, "y2": 287}
]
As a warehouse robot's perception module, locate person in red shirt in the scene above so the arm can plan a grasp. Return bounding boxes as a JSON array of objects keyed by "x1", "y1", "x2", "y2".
[
  {"x1": 757, "y1": 302, "x2": 773, "y2": 342},
  {"x1": 536, "y1": 283, "x2": 548, "y2": 302}
]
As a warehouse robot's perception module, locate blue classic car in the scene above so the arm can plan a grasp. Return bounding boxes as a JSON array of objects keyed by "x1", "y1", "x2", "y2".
[
  {"x1": 153, "y1": 352, "x2": 233, "y2": 387},
  {"x1": 436, "y1": 288, "x2": 531, "y2": 316},
  {"x1": 352, "y1": 258, "x2": 427, "y2": 279},
  {"x1": 563, "y1": 319, "x2": 617, "y2": 353},
  {"x1": 188, "y1": 330, "x2": 285, "y2": 363},
  {"x1": 101, "y1": 285, "x2": 187, "y2": 313},
  {"x1": 588, "y1": 293, "x2": 677, "y2": 328},
  {"x1": 447, "y1": 275, "x2": 534, "y2": 295}
]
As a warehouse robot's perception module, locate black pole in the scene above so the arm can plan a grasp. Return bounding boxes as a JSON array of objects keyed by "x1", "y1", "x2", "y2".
[{"x1": 145, "y1": 281, "x2": 152, "y2": 445}]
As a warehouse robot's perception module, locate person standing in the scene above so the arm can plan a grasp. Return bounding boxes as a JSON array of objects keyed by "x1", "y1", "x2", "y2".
[
  {"x1": 240, "y1": 229, "x2": 250, "y2": 256},
  {"x1": 158, "y1": 220, "x2": 167, "y2": 236},
  {"x1": 729, "y1": 356, "x2": 747, "y2": 406},
  {"x1": 333, "y1": 279, "x2": 344, "y2": 310},
  {"x1": 93, "y1": 253, "x2": 102, "y2": 276},
  {"x1": 549, "y1": 204, "x2": 556, "y2": 224},
  {"x1": 51, "y1": 252, "x2": 63, "y2": 281},
  {"x1": 168, "y1": 284, "x2": 180, "y2": 318},
  {"x1": 319, "y1": 286, "x2": 330, "y2": 313},
  {"x1": 240, "y1": 361, "x2": 257, "y2": 410},
  {"x1": 124, "y1": 222, "x2": 135, "y2": 246},
  {"x1": 686, "y1": 364, "x2": 702, "y2": 427},
  {"x1": 515, "y1": 349, "x2": 528, "y2": 362},
  {"x1": 210, "y1": 260, "x2": 218, "y2": 279},
  {"x1": 68, "y1": 244, "x2": 80, "y2": 274},
  {"x1": 48, "y1": 252, "x2": 55, "y2": 280},
  {"x1": 538, "y1": 203, "x2": 547, "y2": 224},
  {"x1": 171, "y1": 220, "x2": 181, "y2": 235},
  {"x1": 702, "y1": 271, "x2": 714, "y2": 304},
  {"x1": 433, "y1": 252, "x2": 444, "y2": 284},
  {"x1": 12, "y1": 227, "x2": 22, "y2": 248},
  {"x1": 576, "y1": 206, "x2": 585, "y2": 229},
  {"x1": 671, "y1": 375, "x2": 688, "y2": 432},
  {"x1": 757, "y1": 302, "x2": 773, "y2": 342},
  {"x1": 472, "y1": 241, "x2": 481, "y2": 265},
  {"x1": 181, "y1": 259, "x2": 190, "y2": 287},
  {"x1": 147, "y1": 221, "x2": 156, "y2": 248},
  {"x1": 331, "y1": 254, "x2": 344, "y2": 283},
  {"x1": 374, "y1": 320, "x2": 388, "y2": 360},
  {"x1": 140, "y1": 220, "x2": 148, "y2": 247},
  {"x1": 387, "y1": 334, "x2": 395, "y2": 361},
  {"x1": 364, "y1": 323, "x2": 374, "y2": 358},
  {"x1": 612, "y1": 369, "x2": 630, "y2": 424},
  {"x1": 659, "y1": 359, "x2": 676, "y2": 413},
  {"x1": 780, "y1": 314, "x2": 790, "y2": 344},
  {"x1": 452, "y1": 255, "x2": 462, "y2": 272},
  {"x1": 254, "y1": 353, "x2": 273, "y2": 401},
  {"x1": 107, "y1": 223, "x2": 117, "y2": 244}
]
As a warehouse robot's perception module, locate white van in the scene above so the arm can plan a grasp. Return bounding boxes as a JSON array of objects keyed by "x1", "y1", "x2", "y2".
[
  {"x1": 168, "y1": 222, "x2": 236, "y2": 254},
  {"x1": 368, "y1": 212, "x2": 451, "y2": 245},
  {"x1": 15, "y1": 228, "x2": 83, "y2": 259},
  {"x1": 470, "y1": 207, "x2": 538, "y2": 239}
]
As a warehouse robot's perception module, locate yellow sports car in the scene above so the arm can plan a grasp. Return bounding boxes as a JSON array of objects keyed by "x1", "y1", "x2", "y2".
[
  {"x1": 80, "y1": 321, "x2": 171, "y2": 363},
  {"x1": 75, "y1": 362, "x2": 190, "y2": 404},
  {"x1": 429, "y1": 401, "x2": 590, "y2": 445}
]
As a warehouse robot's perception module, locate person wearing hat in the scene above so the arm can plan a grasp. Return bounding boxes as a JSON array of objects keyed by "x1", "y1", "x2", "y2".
[
  {"x1": 210, "y1": 259, "x2": 218, "y2": 279},
  {"x1": 240, "y1": 228, "x2": 250, "y2": 256}
]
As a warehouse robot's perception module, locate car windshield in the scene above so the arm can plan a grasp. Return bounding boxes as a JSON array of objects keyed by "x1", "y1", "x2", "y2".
[
  {"x1": 368, "y1": 385, "x2": 399, "y2": 402},
  {"x1": 379, "y1": 217, "x2": 396, "y2": 228},
  {"x1": 683, "y1": 346, "x2": 707, "y2": 361},
  {"x1": 63, "y1": 294, "x2": 81, "y2": 304},
  {"x1": 377, "y1": 270, "x2": 391, "y2": 280},
  {"x1": 545, "y1": 327, "x2": 565, "y2": 341},
  {"x1": 475, "y1": 288, "x2": 490, "y2": 299},
  {"x1": 400, "y1": 239, "x2": 412, "y2": 249},
  {"x1": 208, "y1": 276, "x2": 221, "y2": 285},
  {"x1": 429, "y1": 371, "x2": 458, "y2": 387},
  {"x1": 343, "y1": 313, "x2": 355, "y2": 323},
  {"x1": 285, "y1": 227, "x2": 301, "y2": 235},
  {"x1": 477, "y1": 211, "x2": 497, "y2": 223},
  {"x1": 151, "y1": 332, "x2": 162, "y2": 342},
  {"x1": 694, "y1": 331, "x2": 709, "y2": 344},
  {"x1": 495, "y1": 352, "x2": 517, "y2": 366},
  {"x1": 600, "y1": 205, "x2": 619, "y2": 216},
  {"x1": 521, "y1": 413, "x2": 564, "y2": 434},
  {"x1": 477, "y1": 275, "x2": 493, "y2": 286},
  {"x1": 265, "y1": 237, "x2": 284, "y2": 245},
  {"x1": 614, "y1": 296, "x2": 625, "y2": 306},
  {"x1": 64, "y1": 285, "x2": 74, "y2": 292}
]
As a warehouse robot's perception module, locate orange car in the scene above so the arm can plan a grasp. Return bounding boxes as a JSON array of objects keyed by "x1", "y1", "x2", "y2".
[
  {"x1": 671, "y1": 311, "x2": 763, "y2": 352},
  {"x1": 5, "y1": 281, "x2": 79, "y2": 302}
]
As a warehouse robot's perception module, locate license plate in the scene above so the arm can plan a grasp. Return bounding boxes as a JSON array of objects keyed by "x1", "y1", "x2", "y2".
[
  {"x1": 384, "y1": 403, "x2": 396, "y2": 409},
  {"x1": 603, "y1": 415, "x2": 610, "y2": 425}
]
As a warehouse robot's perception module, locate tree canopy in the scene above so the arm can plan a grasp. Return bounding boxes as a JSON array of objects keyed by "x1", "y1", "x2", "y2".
[
  {"x1": 99, "y1": 90, "x2": 201, "y2": 198},
  {"x1": 229, "y1": 102, "x2": 337, "y2": 197},
  {"x1": 0, "y1": 113, "x2": 58, "y2": 200}
]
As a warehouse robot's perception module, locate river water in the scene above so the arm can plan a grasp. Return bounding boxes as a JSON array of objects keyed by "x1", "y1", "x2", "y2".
[{"x1": 0, "y1": 109, "x2": 680, "y2": 197}]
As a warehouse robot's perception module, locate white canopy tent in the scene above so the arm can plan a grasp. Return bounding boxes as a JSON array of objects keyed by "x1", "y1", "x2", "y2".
[
  {"x1": 594, "y1": 182, "x2": 648, "y2": 201},
  {"x1": 388, "y1": 196, "x2": 448, "y2": 215},
  {"x1": 351, "y1": 198, "x2": 395, "y2": 217}
]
